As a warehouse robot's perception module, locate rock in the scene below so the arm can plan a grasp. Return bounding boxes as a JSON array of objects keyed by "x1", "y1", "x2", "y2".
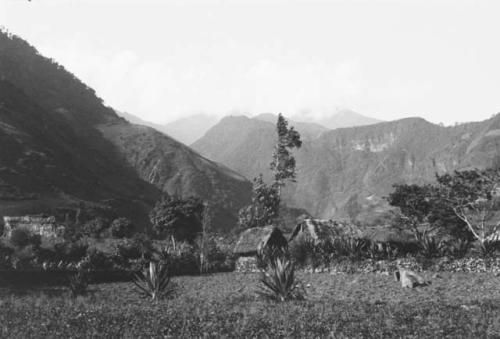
[{"x1": 397, "y1": 269, "x2": 430, "y2": 288}]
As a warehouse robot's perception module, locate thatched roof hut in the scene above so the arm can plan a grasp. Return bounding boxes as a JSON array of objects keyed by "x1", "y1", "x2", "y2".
[
  {"x1": 234, "y1": 226, "x2": 287, "y2": 256},
  {"x1": 289, "y1": 218, "x2": 362, "y2": 243}
]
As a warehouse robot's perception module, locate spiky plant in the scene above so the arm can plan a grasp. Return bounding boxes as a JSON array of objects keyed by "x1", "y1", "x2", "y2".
[
  {"x1": 446, "y1": 238, "x2": 471, "y2": 258},
  {"x1": 133, "y1": 261, "x2": 175, "y2": 301},
  {"x1": 419, "y1": 235, "x2": 446, "y2": 258},
  {"x1": 257, "y1": 255, "x2": 305, "y2": 302},
  {"x1": 68, "y1": 269, "x2": 89, "y2": 297}
]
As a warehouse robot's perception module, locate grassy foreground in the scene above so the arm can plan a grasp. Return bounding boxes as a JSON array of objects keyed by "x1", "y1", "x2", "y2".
[{"x1": 1, "y1": 272, "x2": 499, "y2": 338}]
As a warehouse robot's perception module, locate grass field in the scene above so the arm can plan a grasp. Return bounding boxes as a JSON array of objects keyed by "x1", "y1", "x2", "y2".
[{"x1": 1, "y1": 272, "x2": 499, "y2": 338}]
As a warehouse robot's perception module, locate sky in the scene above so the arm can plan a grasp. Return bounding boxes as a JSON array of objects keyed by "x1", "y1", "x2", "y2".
[{"x1": 1, "y1": 0, "x2": 500, "y2": 125}]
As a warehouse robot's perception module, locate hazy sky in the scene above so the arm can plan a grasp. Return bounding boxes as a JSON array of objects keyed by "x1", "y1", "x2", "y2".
[{"x1": 1, "y1": 0, "x2": 500, "y2": 125}]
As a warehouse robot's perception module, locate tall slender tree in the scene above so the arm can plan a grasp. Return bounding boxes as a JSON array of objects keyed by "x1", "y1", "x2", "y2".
[
  {"x1": 238, "y1": 114, "x2": 301, "y2": 229},
  {"x1": 270, "y1": 113, "x2": 302, "y2": 199}
]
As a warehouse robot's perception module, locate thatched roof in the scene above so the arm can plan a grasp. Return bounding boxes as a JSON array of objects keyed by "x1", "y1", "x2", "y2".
[
  {"x1": 234, "y1": 226, "x2": 287, "y2": 255},
  {"x1": 289, "y1": 218, "x2": 362, "y2": 243}
]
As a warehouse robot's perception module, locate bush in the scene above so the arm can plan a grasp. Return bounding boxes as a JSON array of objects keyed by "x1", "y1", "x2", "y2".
[
  {"x1": 9, "y1": 228, "x2": 41, "y2": 249},
  {"x1": 445, "y1": 239, "x2": 471, "y2": 258},
  {"x1": 11, "y1": 244, "x2": 38, "y2": 269},
  {"x1": 116, "y1": 241, "x2": 143, "y2": 261},
  {"x1": 0, "y1": 242, "x2": 13, "y2": 268},
  {"x1": 110, "y1": 218, "x2": 134, "y2": 238},
  {"x1": 366, "y1": 241, "x2": 399, "y2": 260},
  {"x1": 81, "y1": 249, "x2": 113, "y2": 270},
  {"x1": 333, "y1": 237, "x2": 366, "y2": 260},
  {"x1": 54, "y1": 241, "x2": 88, "y2": 262},
  {"x1": 82, "y1": 217, "x2": 109, "y2": 238},
  {"x1": 67, "y1": 270, "x2": 89, "y2": 297},
  {"x1": 476, "y1": 240, "x2": 500, "y2": 258}
]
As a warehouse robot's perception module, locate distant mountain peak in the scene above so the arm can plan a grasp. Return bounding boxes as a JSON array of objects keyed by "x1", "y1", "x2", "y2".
[{"x1": 317, "y1": 109, "x2": 383, "y2": 130}]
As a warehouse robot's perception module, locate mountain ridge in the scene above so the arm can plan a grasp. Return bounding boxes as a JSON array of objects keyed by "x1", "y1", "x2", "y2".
[{"x1": 193, "y1": 113, "x2": 500, "y2": 224}]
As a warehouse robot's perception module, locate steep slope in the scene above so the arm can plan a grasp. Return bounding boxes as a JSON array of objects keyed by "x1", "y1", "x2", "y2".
[
  {"x1": 0, "y1": 30, "x2": 250, "y2": 231},
  {"x1": 192, "y1": 116, "x2": 276, "y2": 182},
  {"x1": 164, "y1": 114, "x2": 220, "y2": 145},
  {"x1": 193, "y1": 113, "x2": 500, "y2": 224}
]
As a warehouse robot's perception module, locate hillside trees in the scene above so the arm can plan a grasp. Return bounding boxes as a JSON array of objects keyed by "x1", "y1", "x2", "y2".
[
  {"x1": 435, "y1": 168, "x2": 500, "y2": 245},
  {"x1": 149, "y1": 196, "x2": 204, "y2": 242},
  {"x1": 388, "y1": 168, "x2": 500, "y2": 244},
  {"x1": 238, "y1": 114, "x2": 302, "y2": 229}
]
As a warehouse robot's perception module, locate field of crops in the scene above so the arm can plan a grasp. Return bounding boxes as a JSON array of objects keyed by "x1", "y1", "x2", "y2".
[{"x1": 1, "y1": 272, "x2": 499, "y2": 338}]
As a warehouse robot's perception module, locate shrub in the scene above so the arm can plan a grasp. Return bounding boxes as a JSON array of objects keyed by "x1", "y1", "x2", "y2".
[
  {"x1": 82, "y1": 217, "x2": 109, "y2": 238},
  {"x1": 133, "y1": 261, "x2": 175, "y2": 301},
  {"x1": 257, "y1": 255, "x2": 305, "y2": 302},
  {"x1": 333, "y1": 237, "x2": 366, "y2": 260},
  {"x1": 476, "y1": 239, "x2": 500, "y2": 258},
  {"x1": 0, "y1": 242, "x2": 13, "y2": 268},
  {"x1": 11, "y1": 244, "x2": 38, "y2": 269},
  {"x1": 418, "y1": 235, "x2": 447, "y2": 258},
  {"x1": 116, "y1": 241, "x2": 143, "y2": 261},
  {"x1": 445, "y1": 238, "x2": 471, "y2": 258},
  {"x1": 366, "y1": 241, "x2": 399, "y2": 260},
  {"x1": 289, "y1": 238, "x2": 331, "y2": 268},
  {"x1": 81, "y1": 248, "x2": 113, "y2": 270},
  {"x1": 289, "y1": 238, "x2": 315, "y2": 267},
  {"x1": 54, "y1": 241, "x2": 88, "y2": 262},
  {"x1": 110, "y1": 218, "x2": 134, "y2": 238},
  {"x1": 67, "y1": 270, "x2": 89, "y2": 297},
  {"x1": 9, "y1": 228, "x2": 41, "y2": 249}
]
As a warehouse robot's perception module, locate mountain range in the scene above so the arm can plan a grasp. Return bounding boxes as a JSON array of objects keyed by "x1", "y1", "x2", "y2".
[
  {"x1": 193, "y1": 113, "x2": 500, "y2": 225},
  {"x1": 2, "y1": 30, "x2": 500, "y2": 231},
  {"x1": 0, "y1": 31, "x2": 251, "y2": 232}
]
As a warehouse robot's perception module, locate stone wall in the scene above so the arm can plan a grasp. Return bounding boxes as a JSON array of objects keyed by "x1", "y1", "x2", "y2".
[{"x1": 3, "y1": 215, "x2": 62, "y2": 239}]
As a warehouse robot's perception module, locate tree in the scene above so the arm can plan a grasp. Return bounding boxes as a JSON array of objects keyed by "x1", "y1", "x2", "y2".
[
  {"x1": 238, "y1": 174, "x2": 280, "y2": 229},
  {"x1": 149, "y1": 196, "x2": 204, "y2": 242},
  {"x1": 238, "y1": 114, "x2": 302, "y2": 230},
  {"x1": 387, "y1": 184, "x2": 435, "y2": 238},
  {"x1": 270, "y1": 113, "x2": 302, "y2": 199},
  {"x1": 435, "y1": 168, "x2": 500, "y2": 245}
]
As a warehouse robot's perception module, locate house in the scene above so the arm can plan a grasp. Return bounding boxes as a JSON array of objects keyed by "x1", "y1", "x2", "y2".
[
  {"x1": 288, "y1": 218, "x2": 362, "y2": 244},
  {"x1": 233, "y1": 226, "x2": 288, "y2": 272},
  {"x1": 2, "y1": 215, "x2": 63, "y2": 239}
]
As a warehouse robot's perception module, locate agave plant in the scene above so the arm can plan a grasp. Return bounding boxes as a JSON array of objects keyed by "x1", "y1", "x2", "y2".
[
  {"x1": 419, "y1": 235, "x2": 446, "y2": 258},
  {"x1": 446, "y1": 238, "x2": 471, "y2": 258},
  {"x1": 67, "y1": 269, "x2": 89, "y2": 297},
  {"x1": 133, "y1": 261, "x2": 175, "y2": 301},
  {"x1": 257, "y1": 255, "x2": 305, "y2": 302},
  {"x1": 334, "y1": 237, "x2": 366, "y2": 260}
]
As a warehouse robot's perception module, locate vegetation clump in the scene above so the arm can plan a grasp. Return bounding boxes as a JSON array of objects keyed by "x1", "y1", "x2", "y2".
[{"x1": 133, "y1": 261, "x2": 175, "y2": 301}]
